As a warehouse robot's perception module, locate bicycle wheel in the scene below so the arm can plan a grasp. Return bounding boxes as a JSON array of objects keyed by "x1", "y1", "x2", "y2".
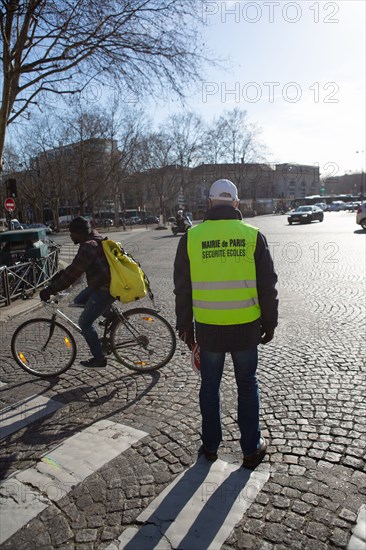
[
  {"x1": 110, "y1": 308, "x2": 176, "y2": 372},
  {"x1": 11, "y1": 318, "x2": 77, "y2": 378}
]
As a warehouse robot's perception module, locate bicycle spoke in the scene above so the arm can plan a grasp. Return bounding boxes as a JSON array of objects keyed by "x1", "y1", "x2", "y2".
[
  {"x1": 110, "y1": 308, "x2": 176, "y2": 372},
  {"x1": 11, "y1": 319, "x2": 77, "y2": 378}
]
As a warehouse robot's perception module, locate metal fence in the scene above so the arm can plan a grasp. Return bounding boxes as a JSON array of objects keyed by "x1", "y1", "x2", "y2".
[{"x1": 0, "y1": 247, "x2": 59, "y2": 307}]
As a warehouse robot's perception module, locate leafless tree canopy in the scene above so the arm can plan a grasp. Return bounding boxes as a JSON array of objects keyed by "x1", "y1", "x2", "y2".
[
  {"x1": 3, "y1": 102, "x2": 267, "y2": 226},
  {"x1": 0, "y1": 0, "x2": 204, "y2": 164},
  {"x1": 203, "y1": 108, "x2": 267, "y2": 165}
]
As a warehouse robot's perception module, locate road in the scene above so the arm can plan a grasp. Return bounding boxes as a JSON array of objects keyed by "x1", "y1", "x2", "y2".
[{"x1": 0, "y1": 212, "x2": 365, "y2": 549}]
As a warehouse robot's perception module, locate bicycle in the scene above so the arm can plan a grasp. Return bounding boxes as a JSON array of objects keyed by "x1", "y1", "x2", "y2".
[{"x1": 11, "y1": 293, "x2": 177, "y2": 378}]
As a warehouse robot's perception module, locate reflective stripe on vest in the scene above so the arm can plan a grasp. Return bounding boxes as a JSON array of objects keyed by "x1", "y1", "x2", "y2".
[
  {"x1": 187, "y1": 220, "x2": 261, "y2": 325},
  {"x1": 192, "y1": 280, "x2": 257, "y2": 290}
]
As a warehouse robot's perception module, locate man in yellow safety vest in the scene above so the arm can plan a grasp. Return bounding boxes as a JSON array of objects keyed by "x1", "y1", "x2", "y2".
[{"x1": 174, "y1": 179, "x2": 278, "y2": 469}]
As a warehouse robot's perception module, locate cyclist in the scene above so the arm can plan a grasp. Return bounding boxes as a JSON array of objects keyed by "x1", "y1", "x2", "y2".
[{"x1": 40, "y1": 216, "x2": 114, "y2": 368}]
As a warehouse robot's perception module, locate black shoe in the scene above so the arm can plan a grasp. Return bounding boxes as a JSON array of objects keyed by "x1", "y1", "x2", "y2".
[
  {"x1": 242, "y1": 437, "x2": 267, "y2": 469},
  {"x1": 80, "y1": 357, "x2": 107, "y2": 368},
  {"x1": 199, "y1": 445, "x2": 218, "y2": 462}
]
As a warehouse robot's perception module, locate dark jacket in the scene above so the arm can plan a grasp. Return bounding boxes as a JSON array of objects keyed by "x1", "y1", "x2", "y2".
[
  {"x1": 49, "y1": 230, "x2": 111, "y2": 294},
  {"x1": 173, "y1": 206, "x2": 278, "y2": 351}
]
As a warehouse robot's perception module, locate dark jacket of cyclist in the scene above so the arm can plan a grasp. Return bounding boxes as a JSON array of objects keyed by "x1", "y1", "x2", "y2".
[
  {"x1": 47, "y1": 229, "x2": 110, "y2": 293},
  {"x1": 39, "y1": 216, "x2": 114, "y2": 369}
]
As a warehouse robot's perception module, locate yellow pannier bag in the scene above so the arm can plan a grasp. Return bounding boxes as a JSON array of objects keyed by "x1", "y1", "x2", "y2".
[{"x1": 102, "y1": 239, "x2": 150, "y2": 303}]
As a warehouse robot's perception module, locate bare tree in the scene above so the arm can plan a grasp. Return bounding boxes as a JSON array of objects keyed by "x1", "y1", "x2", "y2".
[
  {"x1": 12, "y1": 111, "x2": 73, "y2": 225},
  {"x1": 202, "y1": 123, "x2": 227, "y2": 165},
  {"x1": 102, "y1": 102, "x2": 147, "y2": 227},
  {"x1": 205, "y1": 108, "x2": 266, "y2": 164},
  {"x1": 164, "y1": 112, "x2": 205, "y2": 210},
  {"x1": 137, "y1": 131, "x2": 182, "y2": 220},
  {"x1": 59, "y1": 102, "x2": 112, "y2": 216},
  {"x1": 17, "y1": 102, "x2": 115, "y2": 222},
  {"x1": 0, "y1": 0, "x2": 206, "y2": 167}
]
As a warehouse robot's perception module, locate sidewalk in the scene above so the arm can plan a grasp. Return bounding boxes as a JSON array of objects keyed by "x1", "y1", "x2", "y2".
[{"x1": 0, "y1": 294, "x2": 41, "y2": 322}]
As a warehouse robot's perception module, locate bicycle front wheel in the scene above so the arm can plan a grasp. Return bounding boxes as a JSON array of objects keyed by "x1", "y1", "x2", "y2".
[
  {"x1": 110, "y1": 308, "x2": 176, "y2": 372},
  {"x1": 11, "y1": 318, "x2": 77, "y2": 378}
]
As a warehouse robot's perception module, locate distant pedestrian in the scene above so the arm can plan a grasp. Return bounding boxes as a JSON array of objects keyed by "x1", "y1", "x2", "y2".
[{"x1": 174, "y1": 179, "x2": 278, "y2": 468}]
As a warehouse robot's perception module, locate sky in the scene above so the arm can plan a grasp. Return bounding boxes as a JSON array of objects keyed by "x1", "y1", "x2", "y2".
[{"x1": 149, "y1": 0, "x2": 366, "y2": 178}]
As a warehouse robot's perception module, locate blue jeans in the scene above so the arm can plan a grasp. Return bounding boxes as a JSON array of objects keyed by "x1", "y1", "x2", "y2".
[
  {"x1": 74, "y1": 287, "x2": 115, "y2": 360},
  {"x1": 199, "y1": 347, "x2": 260, "y2": 455}
]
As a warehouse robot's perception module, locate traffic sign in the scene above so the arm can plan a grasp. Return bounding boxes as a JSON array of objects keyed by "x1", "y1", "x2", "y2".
[{"x1": 4, "y1": 197, "x2": 16, "y2": 212}]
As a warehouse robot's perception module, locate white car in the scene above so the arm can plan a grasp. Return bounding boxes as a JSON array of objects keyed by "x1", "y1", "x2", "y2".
[{"x1": 356, "y1": 203, "x2": 366, "y2": 230}]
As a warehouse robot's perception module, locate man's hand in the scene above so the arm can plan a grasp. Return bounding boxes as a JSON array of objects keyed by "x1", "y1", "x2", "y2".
[
  {"x1": 261, "y1": 328, "x2": 275, "y2": 345},
  {"x1": 40, "y1": 288, "x2": 53, "y2": 302},
  {"x1": 178, "y1": 327, "x2": 195, "y2": 350}
]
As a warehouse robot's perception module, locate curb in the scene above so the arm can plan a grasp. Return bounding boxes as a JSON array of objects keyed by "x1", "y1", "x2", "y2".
[{"x1": 0, "y1": 296, "x2": 42, "y2": 322}]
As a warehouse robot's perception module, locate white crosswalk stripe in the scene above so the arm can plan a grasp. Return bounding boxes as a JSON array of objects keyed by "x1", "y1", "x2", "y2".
[
  {"x1": 0, "y1": 420, "x2": 148, "y2": 544},
  {"x1": 0, "y1": 394, "x2": 269, "y2": 549},
  {"x1": 107, "y1": 458, "x2": 270, "y2": 550},
  {"x1": 0, "y1": 394, "x2": 63, "y2": 440},
  {"x1": 348, "y1": 505, "x2": 366, "y2": 550}
]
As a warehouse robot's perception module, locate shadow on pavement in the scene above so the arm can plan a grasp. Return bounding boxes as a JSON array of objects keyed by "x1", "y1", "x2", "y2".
[{"x1": 0, "y1": 370, "x2": 160, "y2": 480}]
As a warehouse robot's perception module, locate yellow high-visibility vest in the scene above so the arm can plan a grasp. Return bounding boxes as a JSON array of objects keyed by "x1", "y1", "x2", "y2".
[{"x1": 187, "y1": 220, "x2": 261, "y2": 325}]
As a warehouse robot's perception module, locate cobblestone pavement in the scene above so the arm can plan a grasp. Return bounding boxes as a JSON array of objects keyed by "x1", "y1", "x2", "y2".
[{"x1": 0, "y1": 213, "x2": 365, "y2": 549}]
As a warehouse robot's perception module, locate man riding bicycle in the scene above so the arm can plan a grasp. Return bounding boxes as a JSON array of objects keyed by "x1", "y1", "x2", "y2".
[{"x1": 40, "y1": 216, "x2": 115, "y2": 368}]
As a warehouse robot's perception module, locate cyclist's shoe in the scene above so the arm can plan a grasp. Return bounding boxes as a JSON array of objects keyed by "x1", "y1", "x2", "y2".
[{"x1": 80, "y1": 357, "x2": 107, "y2": 368}]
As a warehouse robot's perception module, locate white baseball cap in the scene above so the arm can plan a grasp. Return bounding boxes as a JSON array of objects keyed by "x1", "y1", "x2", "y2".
[{"x1": 209, "y1": 179, "x2": 238, "y2": 201}]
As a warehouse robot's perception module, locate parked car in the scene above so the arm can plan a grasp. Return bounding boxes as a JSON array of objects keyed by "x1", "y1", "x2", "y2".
[
  {"x1": 128, "y1": 216, "x2": 141, "y2": 225},
  {"x1": 145, "y1": 215, "x2": 159, "y2": 224},
  {"x1": 356, "y1": 202, "x2": 366, "y2": 230},
  {"x1": 329, "y1": 201, "x2": 346, "y2": 211},
  {"x1": 314, "y1": 202, "x2": 327, "y2": 211},
  {"x1": 288, "y1": 206, "x2": 324, "y2": 224},
  {"x1": 27, "y1": 223, "x2": 53, "y2": 235},
  {"x1": 345, "y1": 201, "x2": 361, "y2": 212},
  {"x1": 118, "y1": 217, "x2": 139, "y2": 226}
]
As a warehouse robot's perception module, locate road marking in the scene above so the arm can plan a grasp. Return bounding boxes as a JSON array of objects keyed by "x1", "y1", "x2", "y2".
[
  {"x1": 0, "y1": 420, "x2": 147, "y2": 544},
  {"x1": 0, "y1": 394, "x2": 63, "y2": 440},
  {"x1": 108, "y1": 457, "x2": 270, "y2": 550},
  {"x1": 0, "y1": 479, "x2": 49, "y2": 545},
  {"x1": 348, "y1": 504, "x2": 366, "y2": 550}
]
